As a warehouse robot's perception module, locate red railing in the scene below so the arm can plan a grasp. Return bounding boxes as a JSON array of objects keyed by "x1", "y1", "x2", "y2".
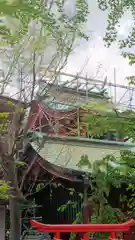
[{"x1": 30, "y1": 219, "x2": 134, "y2": 240}]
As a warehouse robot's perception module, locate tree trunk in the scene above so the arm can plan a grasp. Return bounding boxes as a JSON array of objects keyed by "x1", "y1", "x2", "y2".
[
  {"x1": 9, "y1": 198, "x2": 21, "y2": 240},
  {"x1": 6, "y1": 155, "x2": 22, "y2": 240}
]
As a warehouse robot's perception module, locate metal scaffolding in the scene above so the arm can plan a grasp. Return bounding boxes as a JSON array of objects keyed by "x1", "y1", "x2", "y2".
[
  {"x1": 38, "y1": 71, "x2": 135, "y2": 111},
  {"x1": 28, "y1": 71, "x2": 135, "y2": 142}
]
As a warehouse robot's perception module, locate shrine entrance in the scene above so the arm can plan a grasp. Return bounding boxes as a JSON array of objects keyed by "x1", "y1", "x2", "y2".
[{"x1": 30, "y1": 219, "x2": 134, "y2": 240}]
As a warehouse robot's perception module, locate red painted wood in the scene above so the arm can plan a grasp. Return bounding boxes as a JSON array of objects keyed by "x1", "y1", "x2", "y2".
[
  {"x1": 83, "y1": 233, "x2": 89, "y2": 240},
  {"x1": 30, "y1": 219, "x2": 134, "y2": 240},
  {"x1": 54, "y1": 232, "x2": 60, "y2": 240}
]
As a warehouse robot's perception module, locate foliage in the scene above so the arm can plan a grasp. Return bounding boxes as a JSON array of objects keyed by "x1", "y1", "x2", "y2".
[
  {"x1": 0, "y1": 0, "x2": 90, "y2": 194},
  {"x1": 57, "y1": 200, "x2": 77, "y2": 212},
  {"x1": 0, "y1": 0, "x2": 89, "y2": 45},
  {"x1": 78, "y1": 151, "x2": 135, "y2": 220},
  {"x1": 0, "y1": 1, "x2": 90, "y2": 240},
  {"x1": 0, "y1": 100, "x2": 24, "y2": 134},
  {"x1": 97, "y1": 0, "x2": 135, "y2": 66},
  {"x1": 58, "y1": 150, "x2": 135, "y2": 239},
  {"x1": 36, "y1": 183, "x2": 46, "y2": 192},
  {"x1": 57, "y1": 200, "x2": 82, "y2": 240},
  {"x1": 84, "y1": 109, "x2": 135, "y2": 140},
  {"x1": 0, "y1": 180, "x2": 11, "y2": 200},
  {"x1": 15, "y1": 161, "x2": 26, "y2": 167}
]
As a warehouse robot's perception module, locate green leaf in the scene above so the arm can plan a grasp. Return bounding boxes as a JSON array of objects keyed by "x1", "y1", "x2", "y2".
[
  {"x1": 0, "y1": 0, "x2": 89, "y2": 45},
  {"x1": 36, "y1": 183, "x2": 45, "y2": 192},
  {"x1": 15, "y1": 161, "x2": 26, "y2": 167},
  {"x1": 97, "y1": 0, "x2": 135, "y2": 69}
]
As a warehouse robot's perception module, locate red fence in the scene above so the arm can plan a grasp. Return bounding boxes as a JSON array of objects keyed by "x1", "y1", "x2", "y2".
[{"x1": 30, "y1": 219, "x2": 134, "y2": 240}]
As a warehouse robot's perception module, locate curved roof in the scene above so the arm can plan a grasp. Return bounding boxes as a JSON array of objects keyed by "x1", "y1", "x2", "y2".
[
  {"x1": 26, "y1": 143, "x2": 83, "y2": 182},
  {"x1": 31, "y1": 132, "x2": 135, "y2": 173}
]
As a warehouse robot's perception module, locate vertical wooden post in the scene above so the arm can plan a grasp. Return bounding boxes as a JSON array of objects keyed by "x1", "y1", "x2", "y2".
[
  {"x1": 114, "y1": 68, "x2": 116, "y2": 105},
  {"x1": 83, "y1": 175, "x2": 92, "y2": 224},
  {"x1": 77, "y1": 108, "x2": 80, "y2": 136}
]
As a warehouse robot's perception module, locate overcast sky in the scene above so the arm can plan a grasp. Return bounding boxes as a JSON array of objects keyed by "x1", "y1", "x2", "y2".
[{"x1": 65, "y1": 1, "x2": 134, "y2": 84}]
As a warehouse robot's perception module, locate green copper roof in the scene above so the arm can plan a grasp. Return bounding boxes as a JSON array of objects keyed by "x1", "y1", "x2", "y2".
[{"x1": 30, "y1": 132, "x2": 135, "y2": 172}]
